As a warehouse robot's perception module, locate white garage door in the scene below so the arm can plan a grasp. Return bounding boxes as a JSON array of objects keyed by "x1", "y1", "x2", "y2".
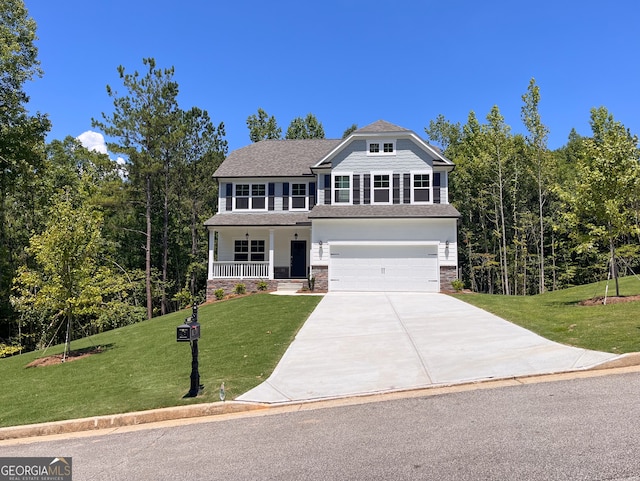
[{"x1": 329, "y1": 244, "x2": 439, "y2": 292}]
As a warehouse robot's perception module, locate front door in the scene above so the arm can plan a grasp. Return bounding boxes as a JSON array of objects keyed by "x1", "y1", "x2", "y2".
[{"x1": 290, "y1": 241, "x2": 307, "y2": 278}]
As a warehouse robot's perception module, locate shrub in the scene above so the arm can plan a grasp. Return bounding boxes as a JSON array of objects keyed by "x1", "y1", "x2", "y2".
[
  {"x1": 234, "y1": 283, "x2": 246, "y2": 295},
  {"x1": 308, "y1": 275, "x2": 316, "y2": 291},
  {"x1": 214, "y1": 288, "x2": 225, "y2": 300},
  {"x1": 451, "y1": 279, "x2": 465, "y2": 292},
  {"x1": 257, "y1": 280, "x2": 269, "y2": 291}
]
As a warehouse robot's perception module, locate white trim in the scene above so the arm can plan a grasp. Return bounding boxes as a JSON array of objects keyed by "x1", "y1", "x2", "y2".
[
  {"x1": 290, "y1": 181, "x2": 309, "y2": 211},
  {"x1": 367, "y1": 139, "x2": 396, "y2": 156},
  {"x1": 233, "y1": 182, "x2": 268, "y2": 211},
  {"x1": 370, "y1": 171, "x2": 393, "y2": 205},
  {"x1": 328, "y1": 240, "x2": 440, "y2": 246},
  {"x1": 331, "y1": 172, "x2": 353, "y2": 205},
  {"x1": 410, "y1": 170, "x2": 432, "y2": 204}
]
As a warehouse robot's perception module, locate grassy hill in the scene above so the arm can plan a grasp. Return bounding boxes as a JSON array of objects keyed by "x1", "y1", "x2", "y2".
[
  {"x1": 454, "y1": 275, "x2": 640, "y2": 354},
  {"x1": 0, "y1": 294, "x2": 322, "y2": 428}
]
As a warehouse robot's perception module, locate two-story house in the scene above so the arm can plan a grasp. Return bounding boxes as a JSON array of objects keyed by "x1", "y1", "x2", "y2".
[{"x1": 204, "y1": 120, "x2": 460, "y2": 300}]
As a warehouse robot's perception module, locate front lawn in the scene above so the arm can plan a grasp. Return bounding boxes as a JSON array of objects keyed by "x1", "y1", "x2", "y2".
[
  {"x1": 0, "y1": 294, "x2": 322, "y2": 428},
  {"x1": 454, "y1": 276, "x2": 640, "y2": 354}
]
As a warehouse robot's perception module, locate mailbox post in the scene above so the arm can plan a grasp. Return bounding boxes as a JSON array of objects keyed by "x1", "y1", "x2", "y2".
[{"x1": 176, "y1": 303, "x2": 203, "y2": 397}]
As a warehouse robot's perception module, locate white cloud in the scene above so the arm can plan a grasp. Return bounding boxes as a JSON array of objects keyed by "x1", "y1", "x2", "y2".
[{"x1": 77, "y1": 130, "x2": 108, "y2": 154}]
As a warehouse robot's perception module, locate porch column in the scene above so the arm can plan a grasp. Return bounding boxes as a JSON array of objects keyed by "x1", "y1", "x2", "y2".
[
  {"x1": 208, "y1": 229, "x2": 215, "y2": 279},
  {"x1": 268, "y1": 228, "x2": 275, "y2": 280}
]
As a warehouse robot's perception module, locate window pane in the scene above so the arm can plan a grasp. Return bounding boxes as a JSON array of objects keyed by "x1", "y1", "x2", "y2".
[
  {"x1": 250, "y1": 240, "x2": 265, "y2": 261},
  {"x1": 374, "y1": 190, "x2": 389, "y2": 202},
  {"x1": 292, "y1": 184, "x2": 306, "y2": 196},
  {"x1": 369, "y1": 143, "x2": 380, "y2": 153},
  {"x1": 383, "y1": 143, "x2": 394, "y2": 153},
  {"x1": 236, "y1": 184, "x2": 249, "y2": 196},
  {"x1": 414, "y1": 175, "x2": 430, "y2": 188},
  {"x1": 252, "y1": 184, "x2": 265, "y2": 196},
  {"x1": 292, "y1": 197, "x2": 306, "y2": 209},
  {"x1": 335, "y1": 190, "x2": 350, "y2": 203},
  {"x1": 252, "y1": 197, "x2": 265, "y2": 209},
  {"x1": 374, "y1": 175, "x2": 389, "y2": 188},
  {"x1": 236, "y1": 198, "x2": 249, "y2": 209},
  {"x1": 234, "y1": 240, "x2": 249, "y2": 261},
  {"x1": 334, "y1": 176, "x2": 350, "y2": 189},
  {"x1": 414, "y1": 189, "x2": 430, "y2": 202}
]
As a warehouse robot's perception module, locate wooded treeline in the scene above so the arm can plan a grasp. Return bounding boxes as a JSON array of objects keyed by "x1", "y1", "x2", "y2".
[
  {"x1": 426, "y1": 80, "x2": 640, "y2": 296},
  {"x1": 2, "y1": 1, "x2": 639, "y2": 355}
]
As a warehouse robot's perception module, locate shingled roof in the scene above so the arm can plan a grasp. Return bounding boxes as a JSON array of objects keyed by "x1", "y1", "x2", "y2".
[
  {"x1": 308, "y1": 204, "x2": 461, "y2": 219},
  {"x1": 354, "y1": 120, "x2": 409, "y2": 133},
  {"x1": 214, "y1": 139, "x2": 341, "y2": 178}
]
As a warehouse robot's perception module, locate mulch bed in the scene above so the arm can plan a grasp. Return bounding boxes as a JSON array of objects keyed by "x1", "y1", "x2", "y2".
[
  {"x1": 26, "y1": 347, "x2": 104, "y2": 368},
  {"x1": 578, "y1": 295, "x2": 640, "y2": 306}
]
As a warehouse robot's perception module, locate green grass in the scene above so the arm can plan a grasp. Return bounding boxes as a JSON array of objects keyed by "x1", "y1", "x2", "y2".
[
  {"x1": 0, "y1": 294, "x2": 322, "y2": 428},
  {"x1": 454, "y1": 276, "x2": 640, "y2": 354}
]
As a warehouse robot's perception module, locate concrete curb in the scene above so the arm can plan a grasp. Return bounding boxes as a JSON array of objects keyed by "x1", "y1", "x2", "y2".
[
  {"x1": 2, "y1": 353, "x2": 640, "y2": 443},
  {"x1": 0, "y1": 401, "x2": 266, "y2": 442}
]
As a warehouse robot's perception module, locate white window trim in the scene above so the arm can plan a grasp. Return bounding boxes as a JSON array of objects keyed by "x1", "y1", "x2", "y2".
[
  {"x1": 290, "y1": 182, "x2": 309, "y2": 211},
  {"x1": 367, "y1": 139, "x2": 396, "y2": 156},
  {"x1": 411, "y1": 171, "x2": 432, "y2": 204},
  {"x1": 233, "y1": 182, "x2": 267, "y2": 211},
  {"x1": 332, "y1": 172, "x2": 353, "y2": 205},
  {"x1": 371, "y1": 171, "x2": 393, "y2": 205}
]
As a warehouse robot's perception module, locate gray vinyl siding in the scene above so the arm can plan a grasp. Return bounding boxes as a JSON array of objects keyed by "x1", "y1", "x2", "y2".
[{"x1": 331, "y1": 139, "x2": 435, "y2": 173}]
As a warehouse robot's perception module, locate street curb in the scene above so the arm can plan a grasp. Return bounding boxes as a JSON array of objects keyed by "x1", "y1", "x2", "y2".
[
  {"x1": 0, "y1": 401, "x2": 266, "y2": 441},
  {"x1": 2, "y1": 353, "x2": 640, "y2": 442}
]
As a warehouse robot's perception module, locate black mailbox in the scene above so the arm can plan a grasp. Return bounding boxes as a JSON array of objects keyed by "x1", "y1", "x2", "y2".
[{"x1": 177, "y1": 318, "x2": 200, "y2": 342}]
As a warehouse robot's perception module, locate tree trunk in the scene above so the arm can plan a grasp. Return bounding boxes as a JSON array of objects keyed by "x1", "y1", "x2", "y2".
[
  {"x1": 161, "y1": 161, "x2": 169, "y2": 316},
  {"x1": 538, "y1": 169, "x2": 545, "y2": 294},
  {"x1": 145, "y1": 173, "x2": 153, "y2": 320},
  {"x1": 610, "y1": 237, "x2": 620, "y2": 297},
  {"x1": 190, "y1": 200, "x2": 198, "y2": 296}
]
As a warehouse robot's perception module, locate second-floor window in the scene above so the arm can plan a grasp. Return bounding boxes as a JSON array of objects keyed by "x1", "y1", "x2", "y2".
[
  {"x1": 334, "y1": 175, "x2": 351, "y2": 204},
  {"x1": 235, "y1": 183, "x2": 266, "y2": 210},
  {"x1": 373, "y1": 174, "x2": 391, "y2": 203},
  {"x1": 291, "y1": 183, "x2": 307, "y2": 209},
  {"x1": 413, "y1": 174, "x2": 430, "y2": 202}
]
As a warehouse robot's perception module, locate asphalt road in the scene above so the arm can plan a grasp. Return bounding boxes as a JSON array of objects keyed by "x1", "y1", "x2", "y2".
[{"x1": 3, "y1": 372, "x2": 640, "y2": 480}]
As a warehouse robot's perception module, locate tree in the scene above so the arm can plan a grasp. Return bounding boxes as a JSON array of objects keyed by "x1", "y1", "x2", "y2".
[
  {"x1": 561, "y1": 107, "x2": 640, "y2": 296},
  {"x1": 285, "y1": 113, "x2": 325, "y2": 139},
  {"x1": 0, "y1": 0, "x2": 50, "y2": 331},
  {"x1": 342, "y1": 124, "x2": 358, "y2": 138},
  {"x1": 247, "y1": 108, "x2": 281, "y2": 142},
  {"x1": 93, "y1": 58, "x2": 180, "y2": 319},
  {"x1": 12, "y1": 194, "x2": 116, "y2": 357},
  {"x1": 521, "y1": 78, "x2": 551, "y2": 293}
]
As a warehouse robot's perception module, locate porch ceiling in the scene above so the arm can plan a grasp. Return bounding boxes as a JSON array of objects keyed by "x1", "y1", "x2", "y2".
[{"x1": 204, "y1": 212, "x2": 311, "y2": 227}]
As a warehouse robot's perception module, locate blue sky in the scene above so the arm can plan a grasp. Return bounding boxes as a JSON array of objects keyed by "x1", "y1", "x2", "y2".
[{"x1": 24, "y1": 0, "x2": 640, "y2": 154}]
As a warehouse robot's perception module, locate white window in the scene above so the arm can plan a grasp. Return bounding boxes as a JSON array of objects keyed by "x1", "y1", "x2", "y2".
[
  {"x1": 412, "y1": 173, "x2": 430, "y2": 203},
  {"x1": 333, "y1": 174, "x2": 351, "y2": 204},
  {"x1": 367, "y1": 139, "x2": 395, "y2": 155},
  {"x1": 291, "y1": 183, "x2": 307, "y2": 210},
  {"x1": 235, "y1": 183, "x2": 266, "y2": 210},
  {"x1": 372, "y1": 173, "x2": 392, "y2": 204},
  {"x1": 234, "y1": 239, "x2": 265, "y2": 261}
]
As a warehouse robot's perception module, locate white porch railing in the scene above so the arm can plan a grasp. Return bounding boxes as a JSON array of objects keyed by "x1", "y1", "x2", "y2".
[{"x1": 211, "y1": 261, "x2": 270, "y2": 279}]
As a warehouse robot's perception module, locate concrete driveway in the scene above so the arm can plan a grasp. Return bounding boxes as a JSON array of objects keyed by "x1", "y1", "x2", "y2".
[{"x1": 237, "y1": 292, "x2": 619, "y2": 404}]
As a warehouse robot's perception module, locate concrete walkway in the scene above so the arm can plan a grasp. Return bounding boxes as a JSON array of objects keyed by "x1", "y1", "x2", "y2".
[{"x1": 237, "y1": 292, "x2": 620, "y2": 403}]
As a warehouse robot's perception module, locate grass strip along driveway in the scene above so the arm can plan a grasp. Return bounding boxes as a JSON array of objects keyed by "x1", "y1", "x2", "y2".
[
  {"x1": 454, "y1": 276, "x2": 640, "y2": 354},
  {"x1": 0, "y1": 294, "x2": 321, "y2": 428}
]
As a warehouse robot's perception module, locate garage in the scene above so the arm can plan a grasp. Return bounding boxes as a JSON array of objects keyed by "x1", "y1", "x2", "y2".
[{"x1": 328, "y1": 243, "x2": 439, "y2": 292}]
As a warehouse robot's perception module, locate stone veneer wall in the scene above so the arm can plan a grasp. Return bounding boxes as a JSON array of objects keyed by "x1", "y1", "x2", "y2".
[
  {"x1": 439, "y1": 265, "x2": 458, "y2": 292},
  {"x1": 310, "y1": 265, "x2": 328, "y2": 291},
  {"x1": 206, "y1": 279, "x2": 279, "y2": 301}
]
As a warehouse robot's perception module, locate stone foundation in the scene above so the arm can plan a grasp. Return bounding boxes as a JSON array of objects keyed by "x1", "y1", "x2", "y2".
[
  {"x1": 440, "y1": 265, "x2": 458, "y2": 292},
  {"x1": 206, "y1": 279, "x2": 279, "y2": 301},
  {"x1": 310, "y1": 265, "x2": 328, "y2": 291}
]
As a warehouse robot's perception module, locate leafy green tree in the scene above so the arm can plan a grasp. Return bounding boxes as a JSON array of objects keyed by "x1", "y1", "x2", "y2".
[
  {"x1": 285, "y1": 113, "x2": 325, "y2": 139},
  {"x1": 11, "y1": 194, "x2": 124, "y2": 356},
  {"x1": 93, "y1": 58, "x2": 179, "y2": 319},
  {"x1": 0, "y1": 0, "x2": 50, "y2": 330},
  {"x1": 521, "y1": 78, "x2": 551, "y2": 293},
  {"x1": 561, "y1": 107, "x2": 640, "y2": 296},
  {"x1": 342, "y1": 124, "x2": 358, "y2": 138},
  {"x1": 247, "y1": 108, "x2": 281, "y2": 142}
]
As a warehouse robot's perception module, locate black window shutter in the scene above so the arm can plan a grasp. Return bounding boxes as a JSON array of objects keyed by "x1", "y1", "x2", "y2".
[
  {"x1": 309, "y1": 182, "x2": 316, "y2": 207},
  {"x1": 363, "y1": 174, "x2": 371, "y2": 204},
  {"x1": 268, "y1": 182, "x2": 275, "y2": 210},
  {"x1": 225, "y1": 183, "x2": 233, "y2": 211},
  {"x1": 282, "y1": 182, "x2": 289, "y2": 211},
  {"x1": 324, "y1": 174, "x2": 331, "y2": 205},
  {"x1": 403, "y1": 174, "x2": 411, "y2": 204},
  {"x1": 393, "y1": 174, "x2": 400, "y2": 204},
  {"x1": 353, "y1": 175, "x2": 360, "y2": 205},
  {"x1": 433, "y1": 173, "x2": 441, "y2": 204}
]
